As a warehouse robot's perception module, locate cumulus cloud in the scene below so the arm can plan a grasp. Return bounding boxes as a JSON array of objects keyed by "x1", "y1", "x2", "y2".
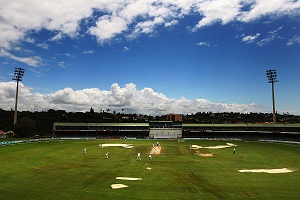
[
  {"x1": 88, "y1": 15, "x2": 128, "y2": 43},
  {"x1": 192, "y1": 0, "x2": 242, "y2": 30},
  {"x1": 164, "y1": 19, "x2": 178, "y2": 27},
  {"x1": 1, "y1": 0, "x2": 299, "y2": 52},
  {"x1": 239, "y1": 0, "x2": 300, "y2": 22},
  {"x1": 1, "y1": 0, "x2": 94, "y2": 49},
  {"x1": 0, "y1": 82, "x2": 262, "y2": 115}
]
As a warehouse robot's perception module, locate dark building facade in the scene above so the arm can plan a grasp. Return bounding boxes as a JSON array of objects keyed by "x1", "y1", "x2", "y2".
[{"x1": 53, "y1": 122, "x2": 300, "y2": 141}]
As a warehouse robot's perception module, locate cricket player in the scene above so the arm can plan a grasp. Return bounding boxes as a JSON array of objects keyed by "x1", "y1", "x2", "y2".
[
  {"x1": 105, "y1": 152, "x2": 109, "y2": 159},
  {"x1": 137, "y1": 152, "x2": 141, "y2": 160},
  {"x1": 84, "y1": 148, "x2": 87, "y2": 154}
]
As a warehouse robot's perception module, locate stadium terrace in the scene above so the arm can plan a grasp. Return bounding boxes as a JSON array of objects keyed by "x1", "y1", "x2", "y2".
[{"x1": 53, "y1": 121, "x2": 300, "y2": 141}]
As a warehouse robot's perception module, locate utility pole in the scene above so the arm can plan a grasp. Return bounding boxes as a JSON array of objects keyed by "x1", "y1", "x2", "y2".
[
  {"x1": 266, "y1": 69, "x2": 278, "y2": 123},
  {"x1": 12, "y1": 67, "x2": 25, "y2": 126}
]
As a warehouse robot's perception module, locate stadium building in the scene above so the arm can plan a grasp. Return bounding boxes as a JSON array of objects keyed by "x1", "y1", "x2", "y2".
[
  {"x1": 166, "y1": 114, "x2": 183, "y2": 122},
  {"x1": 53, "y1": 121, "x2": 300, "y2": 141}
]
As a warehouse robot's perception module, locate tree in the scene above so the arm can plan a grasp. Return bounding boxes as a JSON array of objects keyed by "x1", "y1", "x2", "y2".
[
  {"x1": 14, "y1": 117, "x2": 36, "y2": 137},
  {"x1": 90, "y1": 107, "x2": 95, "y2": 113}
]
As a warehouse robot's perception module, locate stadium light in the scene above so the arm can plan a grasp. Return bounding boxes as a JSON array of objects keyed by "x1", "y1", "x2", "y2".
[
  {"x1": 12, "y1": 67, "x2": 25, "y2": 126},
  {"x1": 266, "y1": 69, "x2": 278, "y2": 123}
]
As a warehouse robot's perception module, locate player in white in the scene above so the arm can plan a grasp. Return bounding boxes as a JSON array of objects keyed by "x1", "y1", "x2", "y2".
[
  {"x1": 148, "y1": 154, "x2": 152, "y2": 160},
  {"x1": 105, "y1": 152, "x2": 109, "y2": 159},
  {"x1": 84, "y1": 148, "x2": 87, "y2": 154},
  {"x1": 137, "y1": 152, "x2": 141, "y2": 160}
]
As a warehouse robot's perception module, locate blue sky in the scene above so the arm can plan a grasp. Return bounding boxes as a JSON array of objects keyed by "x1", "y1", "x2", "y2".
[{"x1": 0, "y1": 0, "x2": 300, "y2": 115}]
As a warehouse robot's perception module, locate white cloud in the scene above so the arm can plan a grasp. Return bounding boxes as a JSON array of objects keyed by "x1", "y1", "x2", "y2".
[
  {"x1": 195, "y1": 42, "x2": 211, "y2": 47},
  {"x1": 0, "y1": 82, "x2": 263, "y2": 115},
  {"x1": 83, "y1": 50, "x2": 95, "y2": 54},
  {"x1": 24, "y1": 37, "x2": 35, "y2": 44},
  {"x1": 88, "y1": 15, "x2": 128, "y2": 43},
  {"x1": 0, "y1": 1, "x2": 298, "y2": 46},
  {"x1": 49, "y1": 33, "x2": 64, "y2": 41},
  {"x1": 28, "y1": 68, "x2": 42, "y2": 77},
  {"x1": 193, "y1": 0, "x2": 242, "y2": 30},
  {"x1": 0, "y1": 0, "x2": 299, "y2": 64},
  {"x1": 195, "y1": 41, "x2": 218, "y2": 47},
  {"x1": 63, "y1": 53, "x2": 71, "y2": 57},
  {"x1": 242, "y1": 33, "x2": 261, "y2": 43},
  {"x1": 37, "y1": 42, "x2": 49, "y2": 49},
  {"x1": 132, "y1": 17, "x2": 165, "y2": 36},
  {"x1": 268, "y1": 26, "x2": 283, "y2": 35},
  {"x1": 58, "y1": 61, "x2": 66, "y2": 68},
  {"x1": 256, "y1": 26, "x2": 283, "y2": 46},
  {"x1": 123, "y1": 47, "x2": 130, "y2": 52},
  {"x1": 287, "y1": 35, "x2": 300, "y2": 46},
  {"x1": 239, "y1": 0, "x2": 300, "y2": 22},
  {"x1": 0, "y1": 48, "x2": 41, "y2": 67},
  {"x1": 1, "y1": 0, "x2": 95, "y2": 48},
  {"x1": 0, "y1": 22, "x2": 26, "y2": 49},
  {"x1": 164, "y1": 19, "x2": 178, "y2": 27}
]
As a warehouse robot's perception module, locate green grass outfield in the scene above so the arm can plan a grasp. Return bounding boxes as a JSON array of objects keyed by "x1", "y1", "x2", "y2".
[{"x1": 0, "y1": 139, "x2": 299, "y2": 199}]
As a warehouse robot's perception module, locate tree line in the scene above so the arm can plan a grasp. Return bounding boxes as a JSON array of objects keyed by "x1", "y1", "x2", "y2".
[{"x1": 1, "y1": 108, "x2": 299, "y2": 138}]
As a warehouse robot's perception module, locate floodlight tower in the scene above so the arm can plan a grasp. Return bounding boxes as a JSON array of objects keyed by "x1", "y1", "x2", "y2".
[
  {"x1": 266, "y1": 69, "x2": 278, "y2": 123},
  {"x1": 12, "y1": 67, "x2": 25, "y2": 125}
]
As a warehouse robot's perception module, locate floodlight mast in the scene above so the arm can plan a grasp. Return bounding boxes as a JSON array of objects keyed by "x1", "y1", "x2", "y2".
[
  {"x1": 12, "y1": 67, "x2": 25, "y2": 126},
  {"x1": 266, "y1": 69, "x2": 278, "y2": 123}
]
